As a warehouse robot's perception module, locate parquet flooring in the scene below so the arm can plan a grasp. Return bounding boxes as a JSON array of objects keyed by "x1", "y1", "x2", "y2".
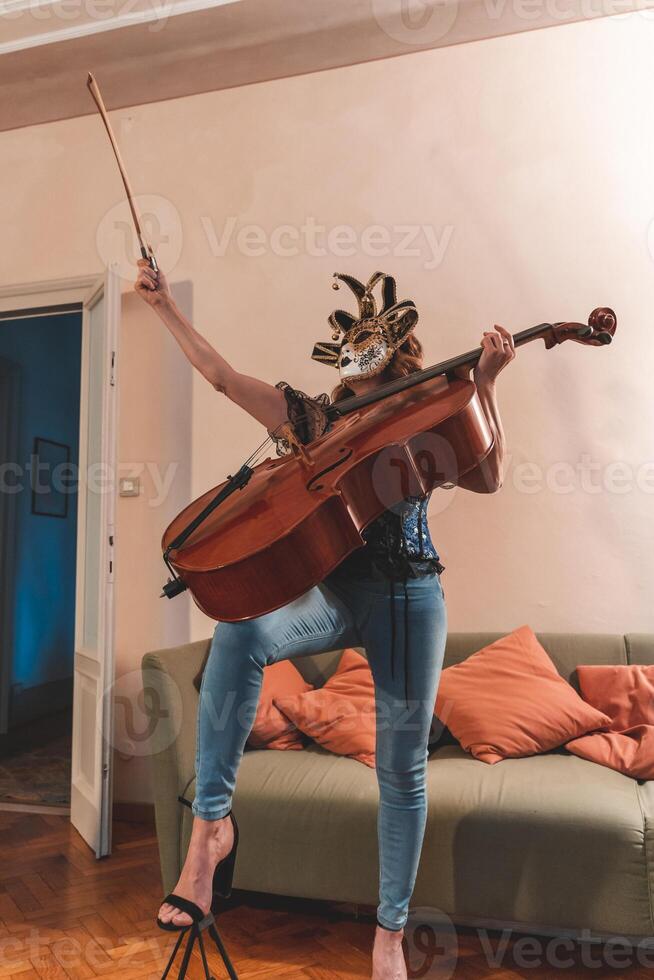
[{"x1": 0, "y1": 811, "x2": 650, "y2": 979}]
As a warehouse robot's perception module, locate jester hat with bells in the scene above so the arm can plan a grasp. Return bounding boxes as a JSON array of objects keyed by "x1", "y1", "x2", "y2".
[{"x1": 311, "y1": 272, "x2": 419, "y2": 383}]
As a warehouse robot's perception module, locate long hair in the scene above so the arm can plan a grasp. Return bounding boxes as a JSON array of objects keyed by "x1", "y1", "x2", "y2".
[{"x1": 330, "y1": 333, "x2": 424, "y2": 403}]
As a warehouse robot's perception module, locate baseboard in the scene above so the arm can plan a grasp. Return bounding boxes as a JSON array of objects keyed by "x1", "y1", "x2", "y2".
[
  {"x1": 9, "y1": 677, "x2": 72, "y2": 728},
  {"x1": 446, "y1": 911, "x2": 654, "y2": 946},
  {"x1": 113, "y1": 801, "x2": 155, "y2": 825},
  {"x1": 0, "y1": 801, "x2": 70, "y2": 816}
]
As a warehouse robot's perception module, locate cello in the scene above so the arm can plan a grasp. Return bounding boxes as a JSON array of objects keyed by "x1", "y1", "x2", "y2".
[{"x1": 160, "y1": 307, "x2": 616, "y2": 621}]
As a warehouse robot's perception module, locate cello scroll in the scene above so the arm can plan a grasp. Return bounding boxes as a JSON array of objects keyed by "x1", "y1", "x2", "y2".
[{"x1": 544, "y1": 307, "x2": 617, "y2": 349}]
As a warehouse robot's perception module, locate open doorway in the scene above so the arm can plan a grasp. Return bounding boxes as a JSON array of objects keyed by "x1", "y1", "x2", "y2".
[
  {"x1": 0, "y1": 271, "x2": 119, "y2": 857},
  {"x1": 0, "y1": 307, "x2": 82, "y2": 808}
]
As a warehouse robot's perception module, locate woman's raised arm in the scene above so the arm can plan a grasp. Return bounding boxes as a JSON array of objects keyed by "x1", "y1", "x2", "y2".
[{"x1": 134, "y1": 260, "x2": 288, "y2": 433}]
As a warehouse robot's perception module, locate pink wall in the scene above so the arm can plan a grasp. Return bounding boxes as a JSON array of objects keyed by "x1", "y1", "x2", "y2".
[{"x1": 112, "y1": 286, "x2": 193, "y2": 803}]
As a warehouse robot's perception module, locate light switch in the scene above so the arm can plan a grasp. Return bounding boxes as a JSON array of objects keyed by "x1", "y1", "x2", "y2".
[{"x1": 119, "y1": 477, "x2": 140, "y2": 497}]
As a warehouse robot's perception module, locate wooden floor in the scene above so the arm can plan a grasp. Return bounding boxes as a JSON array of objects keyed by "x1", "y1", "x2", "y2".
[{"x1": 0, "y1": 811, "x2": 650, "y2": 979}]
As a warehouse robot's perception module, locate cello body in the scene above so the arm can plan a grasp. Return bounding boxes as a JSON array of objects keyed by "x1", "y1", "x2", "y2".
[{"x1": 162, "y1": 376, "x2": 492, "y2": 621}]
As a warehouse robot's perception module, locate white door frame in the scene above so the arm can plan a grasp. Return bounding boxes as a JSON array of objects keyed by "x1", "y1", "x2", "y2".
[
  {"x1": 0, "y1": 275, "x2": 104, "y2": 314},
  {"x1": 72, "y1": 270, "x2": 120, "y2": 857},
  {"x1": 0, "y1": 272, "x2": 119, "y2": 855},
  {"x1": 0, "y1": 356, "x2": 21, "y2": 735}
]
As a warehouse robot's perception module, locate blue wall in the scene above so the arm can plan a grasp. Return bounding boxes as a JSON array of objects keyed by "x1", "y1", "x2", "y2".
[{"x1": 0, "y1": 312, "x2": 82, "y2": 693}]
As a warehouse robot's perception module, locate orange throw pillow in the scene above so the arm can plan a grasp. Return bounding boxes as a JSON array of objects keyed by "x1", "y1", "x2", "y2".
[
  {"x1": 564, "y1": 665, "x2": 654, "y2": 779},
  {"x1": 434, "y1": 625, "x2": 613, "y2": 764},
  {"x1": 273, "y1": 649, "x2": 376, "y2": 767},
  {"x1": 247, "y1": 661, "x2": 313, "y2": 751}
]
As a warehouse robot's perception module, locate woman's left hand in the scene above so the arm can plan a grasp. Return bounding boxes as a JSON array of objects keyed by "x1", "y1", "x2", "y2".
[{"x1": 474, "y1": 324, "x2": 515, "y2": 388}]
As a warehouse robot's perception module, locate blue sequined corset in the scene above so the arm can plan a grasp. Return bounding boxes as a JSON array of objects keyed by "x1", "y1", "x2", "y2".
[
  {"x1": 335, "y1": 492, "x2": 444, "y2": 580},
  {"x1": 271, "y1": 381, "x2": 445, "y2": 581}
]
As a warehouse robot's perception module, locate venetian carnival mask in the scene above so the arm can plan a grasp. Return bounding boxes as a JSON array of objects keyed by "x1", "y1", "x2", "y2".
[{"x1": 311, "y1": 272, "x2": 419, "y2": 383}]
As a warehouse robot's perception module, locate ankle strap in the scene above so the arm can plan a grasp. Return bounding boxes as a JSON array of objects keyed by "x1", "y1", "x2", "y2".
[{"x1": 177, "y1": 795, "x2": 233, "y2": 821}]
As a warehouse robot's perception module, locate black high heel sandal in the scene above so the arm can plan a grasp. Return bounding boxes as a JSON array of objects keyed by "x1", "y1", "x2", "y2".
[
  {"x1": 157, "y1": 797, "x2": 239, "y2": 930},
  {"x1": 155, "y1": 799, "x2": 240, "y2": 980},
  {"x1": 211, "y1": 809, "x2": 239, "y2": 902}
]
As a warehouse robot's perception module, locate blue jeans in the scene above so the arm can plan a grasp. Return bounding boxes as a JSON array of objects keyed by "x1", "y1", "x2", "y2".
[{"x1": 194, "y1": 565, "x2": 447, "y2": 931}]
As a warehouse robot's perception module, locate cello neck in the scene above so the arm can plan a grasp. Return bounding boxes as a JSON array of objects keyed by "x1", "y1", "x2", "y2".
[{"x1": 328, "y1": 322, "x2": 551, "y2": 418}]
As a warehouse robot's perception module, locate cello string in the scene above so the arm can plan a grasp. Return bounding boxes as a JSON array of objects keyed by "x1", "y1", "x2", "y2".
[
  {"x1": 245, "y1": 434, "x2": 277, "y2": 468},
  {"x1": 242, "y1": 411, "x2": 315, "y2": 469}
]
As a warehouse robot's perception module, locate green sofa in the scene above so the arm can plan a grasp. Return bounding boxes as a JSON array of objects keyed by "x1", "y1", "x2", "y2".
[{"x1": 142, "y1": 632, "x2": 654, "y2": 941}]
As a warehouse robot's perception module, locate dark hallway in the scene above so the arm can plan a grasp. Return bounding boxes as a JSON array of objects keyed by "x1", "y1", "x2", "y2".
[{"x1": 0, "y1": 309, "x2": 82, "y2": 808}]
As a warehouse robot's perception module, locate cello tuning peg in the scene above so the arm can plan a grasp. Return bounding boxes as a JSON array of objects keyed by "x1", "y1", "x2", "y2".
[
  {"x1": 596, "y1": 331, "x2": 612, "y2": 345},
  {"x1": 575, "y1": 325, "x2": 593, "y2": 338}
]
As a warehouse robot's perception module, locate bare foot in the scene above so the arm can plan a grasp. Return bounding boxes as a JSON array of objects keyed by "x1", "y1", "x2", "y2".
[
  {"x1": 371, "y1": 924, "x2": 407, "y2": 980},
  {"x1": 157, "y1": 813, "x2": 234, "y2": 928}
]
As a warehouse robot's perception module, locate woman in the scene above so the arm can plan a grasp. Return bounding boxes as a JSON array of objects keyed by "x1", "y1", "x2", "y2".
[{"x1": 135, "y1": 262, "x2": 514, "y2": 980}]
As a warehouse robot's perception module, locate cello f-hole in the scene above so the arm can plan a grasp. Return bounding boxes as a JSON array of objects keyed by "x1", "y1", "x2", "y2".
[{"x1": 306, "y1": 447, "x2": 353, "y2": 492}]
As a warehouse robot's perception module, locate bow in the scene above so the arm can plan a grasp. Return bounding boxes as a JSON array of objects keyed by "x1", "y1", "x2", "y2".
[{"x1": 86, "y1": 72, "x2": 158, "y2": 272}]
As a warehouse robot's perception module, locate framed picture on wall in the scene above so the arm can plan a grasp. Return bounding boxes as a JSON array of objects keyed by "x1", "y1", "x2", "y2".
[{"x1": 31, "y1": 437, "x2": 71, "y2": 518}]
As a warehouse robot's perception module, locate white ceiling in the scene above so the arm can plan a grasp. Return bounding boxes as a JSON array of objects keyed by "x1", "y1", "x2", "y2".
[{"x1": 0, "y1": 0, "x2": 648, "y2": 132}]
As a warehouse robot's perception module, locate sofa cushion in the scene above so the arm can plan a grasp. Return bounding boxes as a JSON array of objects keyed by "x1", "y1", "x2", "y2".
[
  {"x1": 435, "y1": 626, "x2": 613, "y2": 764},
  {"x1": 248, "y1": 660, "x2": 314, "y2": 751},
  {"x1": 274, "y1": 649, "x2": 376, "y2": 767},
  {"x1": 574, "y1": 664, "x2": 654, "y2": 731},
  {"x1": 565, "y1": 665, "x2": 654, "y2": 780}
]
